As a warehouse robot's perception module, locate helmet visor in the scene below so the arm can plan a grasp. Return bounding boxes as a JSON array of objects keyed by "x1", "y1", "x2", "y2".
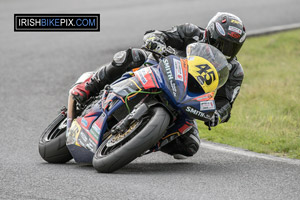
[{"x1": 209, "y1": 37, "x2": 242, "y2": 61}]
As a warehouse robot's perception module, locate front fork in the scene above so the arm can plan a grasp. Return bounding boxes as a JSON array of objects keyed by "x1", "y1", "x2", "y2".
[
  {"x1": 66, "y1": 94, "x2": 76, "y2": 135},
  {"x1": 66, "y1": 71, "x2": 94, "y2": 133}
]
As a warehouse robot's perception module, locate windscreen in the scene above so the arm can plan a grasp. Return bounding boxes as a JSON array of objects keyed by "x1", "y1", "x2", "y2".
[{"x1": 186, "y1": 43, "x2": 229, "y2": 90}]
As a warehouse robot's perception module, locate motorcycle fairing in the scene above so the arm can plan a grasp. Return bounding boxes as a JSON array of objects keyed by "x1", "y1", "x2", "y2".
[
  {"x1": 156, "y1": 55, "x2": 216, "y2": 121},
  {"x1": 67, "y1": 95, "x2": 122, "y2": 162},
  {"x1": 134, "y1": 67, "x2": 159, "y2": 89},
  {"x1": 67, "y1": 53, "x2": 218, "y2": 163},
  {"x1": 67, "y1": 120, "x2": 95, "y2": 163},
  {"x1": 157, "y1": 56, "x2": 188, "y2": 103},
  {"x1": 179, "y1": 91, "x2": 216, "y2": 121},
  {"x1": 109, "y1": 76, "x2": 143, "y2": 98}
]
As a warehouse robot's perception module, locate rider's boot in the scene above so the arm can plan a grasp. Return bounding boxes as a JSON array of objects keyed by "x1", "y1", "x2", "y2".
[{"x1": 160, "y1": 125, "x2": 200, "y2": 159}]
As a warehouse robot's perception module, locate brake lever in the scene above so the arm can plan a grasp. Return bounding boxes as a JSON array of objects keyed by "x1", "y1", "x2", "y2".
[{"x1": 164, "y1": 46, "x2": 176, "y2": 55}]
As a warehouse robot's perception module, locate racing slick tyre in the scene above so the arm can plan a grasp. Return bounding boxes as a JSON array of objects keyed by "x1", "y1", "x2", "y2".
[
  {"x1": 93, "y1": 107, "x2": 170, "y2": 173},
  {"x1": 39, "y1": 111, "x2": 73, "y2": 163}
]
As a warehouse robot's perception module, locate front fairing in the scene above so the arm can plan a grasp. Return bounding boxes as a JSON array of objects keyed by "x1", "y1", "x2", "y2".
[
  {"x1": 66, "y1": 100, "x2": 108, "y2": 163},
  {"x1": 154, "y1": 55, "x2": 216, "y2": 121},
  {"x1": 66, "y1": 69, "x2": 157, "y2": 163},
  {"x1": 157, "y1": 56, "x2": 188, "y2": 103},
  {"x1": 67, "y1": 87, "x2": 128, "y2": 162}
]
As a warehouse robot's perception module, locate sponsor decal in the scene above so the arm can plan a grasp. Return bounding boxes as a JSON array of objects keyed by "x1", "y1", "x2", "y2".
[
  {"x1": 228, "y1": 31, "x2": 241, "y2": 39},
  {"x1": 14, "y1": 14, "x2": 100, "y2": 32},
  {"x1": 81, "y1": 118, "x2": 88, "y2": 127},
  {"x1": 79, "y1": 131, "x2": 88, "y2": 142},
  {"x1": 173, "y1": 58, "x2": 183, "y2": 81},
  {"x1": 90, "y1": 129, "x2": 99, "y2": 141},
  {"x1": 77, "y1": 138, "x2": 85, "y2": 147},
  {"x1": 163, "y1": 59, "x2": 177, "y2": 97},
  {"x1": 188, "y1": 56, "x2": 219, "y2": 93},
  {"x1": 195, "y1": 64, "x2": 217, "y2": 86},
  {"x1": 89, "y1": 139, "x2": 96, "y2": 147},
  {"x1": 67, "y1": 120, "x2": 81, "y2": 145},
  {"x1": 136, "y1": 68, "x2": 148, "y2": 85},
  {"x1": 215, "y1": 22, "x2": 225, "y2": 36},
  {"x1": 134, "y1": 67, "x2": 158, "y2": 89},
  {"x1": 86, "y1": 139, "x2": 97, "y2": 151},
  {"x1": 193, "y1": 92, "x2": 214, "y2": 101},
  {"x1": 231, "y1": 19, "x2": 241, "y2": 25},
  {"x1": 192, "y1": 36, "x2": 199, "y2": 41},
  {"x1": 171, "y1": 82, "x2": 177, "y2": 97},
  {"x1": 151, "y1": 67, "x2": 162, "y2": 83},
  {"x1": 200, "y1": 100, "x2": 215, "y2": 111},
  {"x1": 86, "y1": 143, "x2": 94, "y2": 151},
  {"x1": 228, "y1": 26, "x2": 242, "y2": 34},
  {"x1": 239, "y1": 33, "x2": 246, "y2": 43},
  {"x1": 163, "y1": 59, "x2": 173, "y2": 80},
  {"x1": 90, "y1": 123, "x2": 101, "y2": 141},
  {"x1": 185, "y1": 106, "x2": 210, "y2": 119},
  {"x1": 93, "y1": 123, "x2": 101, "y2": 133}
]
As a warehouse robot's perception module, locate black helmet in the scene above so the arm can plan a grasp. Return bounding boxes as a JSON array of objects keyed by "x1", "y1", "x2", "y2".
[{"x1": 206, "y1": 12, "x2": 246, "y2": 61}]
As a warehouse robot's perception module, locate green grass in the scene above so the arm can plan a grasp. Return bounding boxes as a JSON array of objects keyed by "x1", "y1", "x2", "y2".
[{"x1": 197, "y1": 29, "x2": 300, "y2": 159}]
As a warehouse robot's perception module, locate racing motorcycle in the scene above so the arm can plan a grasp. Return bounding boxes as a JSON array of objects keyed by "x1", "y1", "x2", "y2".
[{"x1": 39, "y1": 43, "x2": 229, "y2": 173}]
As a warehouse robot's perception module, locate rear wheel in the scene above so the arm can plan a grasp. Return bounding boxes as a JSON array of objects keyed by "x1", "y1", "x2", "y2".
[
  {"x1": 39, "y1": 112, "x2": 73, "y2": 163},
  {"x1": 93, "y1": 107, "x2": 170, "y2": 173}
]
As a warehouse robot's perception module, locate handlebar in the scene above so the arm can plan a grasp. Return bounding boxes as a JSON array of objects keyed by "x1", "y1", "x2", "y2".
[{"x1": 141, "y1": 46, "x2": 176, "y2": 62}]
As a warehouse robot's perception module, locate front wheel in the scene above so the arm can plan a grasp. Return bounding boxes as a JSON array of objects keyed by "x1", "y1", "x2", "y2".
[
  {"x1": 39, "y1": 112, "x2": 73, "y2": 163},
  {"x1": 93, "y1": 107, "x2": 170, "y2": 173}
]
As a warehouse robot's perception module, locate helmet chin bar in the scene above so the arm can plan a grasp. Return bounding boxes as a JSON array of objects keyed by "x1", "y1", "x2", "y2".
[{"x1": 207, "y1": 36, "x2": 233, "y2": 61}]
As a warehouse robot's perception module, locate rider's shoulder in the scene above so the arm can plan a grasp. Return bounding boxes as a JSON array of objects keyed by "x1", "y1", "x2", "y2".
[
  {"x1": 177, "y1": 23, "x2": 202, "y2": 36},
  {"x1": 229, "y1": 58, "x2": 244, "y2": 78}
]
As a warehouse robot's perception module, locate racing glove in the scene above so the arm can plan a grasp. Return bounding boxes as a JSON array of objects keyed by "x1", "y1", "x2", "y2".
[
  {"x1": 144, "y1": 36, "x2": 166, "y2": 54},
  {"x1": 204, "y1": 111, "x2": 221, "y2": 127}
]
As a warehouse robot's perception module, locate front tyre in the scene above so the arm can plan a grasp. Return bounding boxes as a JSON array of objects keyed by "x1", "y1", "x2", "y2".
[
  {"x1": 39, "y1": 112, "x2": 73, "y2": 163},
  {"x1": 93, "y1": 107, "x2": 170, "y2": 173}
]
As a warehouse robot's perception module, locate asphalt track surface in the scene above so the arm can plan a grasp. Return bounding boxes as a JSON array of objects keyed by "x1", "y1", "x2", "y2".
[{"x1": 1, "y1": 0, "x2": 300, "y2": 199}]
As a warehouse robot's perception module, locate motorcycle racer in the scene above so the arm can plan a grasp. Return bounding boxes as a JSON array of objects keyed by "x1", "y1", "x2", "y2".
[{"x1": 69, "y1": 12, "x2": 246, "y2": 159}]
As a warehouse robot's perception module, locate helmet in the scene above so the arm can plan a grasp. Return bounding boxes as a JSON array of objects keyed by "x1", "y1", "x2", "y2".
[{"x1": 205, "y1": 12, "x2": 246, "y2": 61}]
